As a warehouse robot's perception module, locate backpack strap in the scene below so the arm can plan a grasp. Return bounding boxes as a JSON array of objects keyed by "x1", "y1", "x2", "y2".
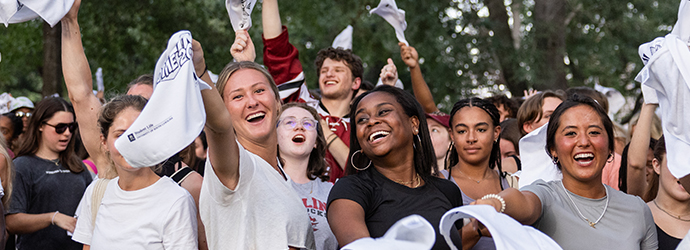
[
  {"x1": 170, "y1": 166, "x2": 193, "y2": 185},
  {"x1": 90, "y1": 178, "x2": 111, "y2": 230}
]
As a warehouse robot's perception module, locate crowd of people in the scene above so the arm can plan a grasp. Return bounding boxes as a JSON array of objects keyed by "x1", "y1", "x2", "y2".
[{"x1": 0, "y1": 0, "x2": 688, "y2": 249}]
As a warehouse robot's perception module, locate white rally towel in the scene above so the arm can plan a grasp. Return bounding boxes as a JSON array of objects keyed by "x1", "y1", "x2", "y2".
[
  {"x1": 440, "y1": 205, "x2": 562, "y2": 250},
  {"x1": 226, "y1": 0, "x2": 256, "y2": 31},
  {"x1": 517, "y1": 123, "x2": 562, "y2": 188},
  {"x1": 370, "y1": 0, "x2": 409, "y2": 46},
  {"x1": 634, "y1": 0, "x2": 690, "y2": 179},
  {"x1": 95, "y1": 67, "x2": 104, "y2": 92},
  {"x1": 115, "y1": 30, "x2": 210, "y2": 168},
  {"x1": 0, "y1": 93, "x2": 13, "y2": 114},
  {"x1": 341, "y1": 215, "x2": 436, "y2": 250},
  {"x1": 594, "y1": 83, "x2": 626, "y2": 119},
  {"x1": 1, "y1": 0, "x2": 74, "y2": 27},
  {"x1": 332, "y1": 25, "x2": 353, "y2": 50}
]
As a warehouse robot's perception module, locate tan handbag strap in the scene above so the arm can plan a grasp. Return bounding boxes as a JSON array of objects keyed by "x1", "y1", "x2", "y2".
[{"x1": 90, "y1": 178, "x2": 111, "y2": 230}]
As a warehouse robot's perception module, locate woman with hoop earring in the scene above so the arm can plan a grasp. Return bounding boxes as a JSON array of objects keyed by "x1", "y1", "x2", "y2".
[
  {"x1": 472, "y1": 95, "x2": 657, "y2": 249},
  {"x1": 327, "y1": 86, "x2": 463, "y2": 249}
]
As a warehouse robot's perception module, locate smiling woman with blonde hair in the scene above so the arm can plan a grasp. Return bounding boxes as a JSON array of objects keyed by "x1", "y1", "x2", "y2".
[{"x1": 200, "y1": 60, "x2": 315, "y2": 249}]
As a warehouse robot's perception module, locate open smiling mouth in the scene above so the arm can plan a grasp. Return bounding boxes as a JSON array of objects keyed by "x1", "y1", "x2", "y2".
[
  {"x1": 292, "y1": 135, "x2": 305, "y2": 143},
  {"x1": 368, "y1": 131, "x2": 390, "y2": 143},
  {"x1": 246, "y1": 112, "x2": 266, "y2": 123},
  {"x1": 574, "y1": 153, "x2": 594, "y2": 164}
]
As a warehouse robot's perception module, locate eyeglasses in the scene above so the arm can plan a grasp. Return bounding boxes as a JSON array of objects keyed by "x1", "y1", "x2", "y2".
[
  {"x1": 278, "y1": 117, "x2": 317, "y2": 130},
  {"x1": 43, "y1": 122, "x2": 77, "y2": 134},
  {"x1": 15, "y1": 111, "x2": 32, "y2": 118}
]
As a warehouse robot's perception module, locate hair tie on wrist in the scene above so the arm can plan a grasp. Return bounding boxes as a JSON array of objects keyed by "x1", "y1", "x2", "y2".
[
  {"x1": 51, "y1": 211, "x2": 59, "y2": 225},
  {"x1": 198, "y1": 65, "x2": 208, "y2": 79}
]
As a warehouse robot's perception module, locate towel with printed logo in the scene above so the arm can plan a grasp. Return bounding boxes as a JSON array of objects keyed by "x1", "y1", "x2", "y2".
[{"x1": 115, "y1": 30, "x2": 210, "y2": 168}]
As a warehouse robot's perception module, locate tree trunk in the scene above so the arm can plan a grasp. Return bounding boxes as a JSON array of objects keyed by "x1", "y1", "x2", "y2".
[
  {"x1": 42, "y1": 22, "x2": 62, "y2": 97},
  {"x1": 532, "y1": 0, "x2": 568, "y2": 91},
  {"x1": 485, "y1": 0, "x2": 528, "y2": 96}
]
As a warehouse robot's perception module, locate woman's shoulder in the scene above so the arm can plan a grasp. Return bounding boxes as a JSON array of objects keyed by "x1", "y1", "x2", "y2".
[
  {"x1": 427, "y1": 176, "x2": 458, "y2": 190},
  {"x1": 12, "y1": 155, "x2": 35, "y2": 165},
  {"x1": 608, "y1": 186, "x2": 647, "y2": 207},
  {"x1": 333, "y1": 172, "x2": 369, "y2": 189}
]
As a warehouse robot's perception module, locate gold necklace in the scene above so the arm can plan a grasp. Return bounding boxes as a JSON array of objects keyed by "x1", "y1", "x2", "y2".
[
  {"x1": 654, "y1": 200, "x2": 690, "y2": 222},
  {"x1": 561, "y1": 182, "x2": 609, "y2": 228},
  {"x1": 395, "y1": 173, "x2": 421, "y2": 188},
  {"x1": 456, "y1": 168, "x2": 489, "y2": 183}
]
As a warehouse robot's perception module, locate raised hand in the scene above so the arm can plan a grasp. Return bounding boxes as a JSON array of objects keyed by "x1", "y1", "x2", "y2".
[
  {"x1": 231, "y1": 30, "x2": 256, "y2": 62},
  {"x1": 379, "y1": 58, "x2": 398, "y2": 86},
  {"x1": 399, "y1": 42, "x2": 419, "y2": 69}
]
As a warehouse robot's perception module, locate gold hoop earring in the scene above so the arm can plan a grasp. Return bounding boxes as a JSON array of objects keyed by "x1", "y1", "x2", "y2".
[{"x1": 351, "y1": 150, "x2": 371, "y2": 171}]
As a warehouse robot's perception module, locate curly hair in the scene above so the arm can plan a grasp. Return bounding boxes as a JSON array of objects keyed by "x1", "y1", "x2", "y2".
[{"x1": 314, "y1": 47, "x2": 364, "y2": 81}]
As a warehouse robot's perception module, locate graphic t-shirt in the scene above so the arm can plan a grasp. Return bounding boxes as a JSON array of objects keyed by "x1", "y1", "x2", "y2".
[
  {"x1": 291, "y1": 179, "x2": 338, "y2": 250},
  {"x1": 9, "y1": 155, "x2": 92, "y2": 250}
]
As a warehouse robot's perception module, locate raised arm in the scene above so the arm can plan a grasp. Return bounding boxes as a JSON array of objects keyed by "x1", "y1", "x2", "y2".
[
  {"x1": 473, "y1": 188, "x2": 542, "y2": 225},
  {"x1": 262, "y1": 0, "x2": 282, "y2": 40},
  {"x1": 192, "y1": 40, "x2": 239, "y2": 190},
  {"x1": 400, "y1": 43, "x2": 438, "y2": 113},
  {"x1": 61, "y1": 0, "x2": 111, "y2": 177},
  {"x1": 626, "y1": 103, "x2": 658, "y2": 197}
]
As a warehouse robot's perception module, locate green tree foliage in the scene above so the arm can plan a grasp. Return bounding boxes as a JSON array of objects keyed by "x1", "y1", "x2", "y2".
[{"x1": 0, "y1": 0, "x2": 680, "y2": 114}]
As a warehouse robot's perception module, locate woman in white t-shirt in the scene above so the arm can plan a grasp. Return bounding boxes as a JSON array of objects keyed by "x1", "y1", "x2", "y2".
[
  {"x1": 277, "y1": 103, "x2": 337, "y2": 250},
  {"x1": 199, "y1": 58, "x2": 315, "y2": 249},
  {"x1": 61, "y1": 1, "x2": 218, "y2": 249}
]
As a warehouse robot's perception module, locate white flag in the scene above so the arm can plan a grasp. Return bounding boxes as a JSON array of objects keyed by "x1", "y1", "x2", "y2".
[
  {"x1": 226, "y1": 0, "x2": 256, "y2": 31},
  {"x1": 634, "y1": 0, "x2": 690, "y2": 179},
  {"x1": 440, "y1": 205, "x2": 562, "y2": 250},
  {"x1": 1, "y1": 0, "x2": 75, "y2": 27},
  {"x1": 115, "y1": 30, "x2": 210, "y2": 168},
  {"x1": 370, "y1": 0, "x2": 408, "y2": 45},
  {"x1": 332, "y1": 25, "x2": 353, "y2": 50}
]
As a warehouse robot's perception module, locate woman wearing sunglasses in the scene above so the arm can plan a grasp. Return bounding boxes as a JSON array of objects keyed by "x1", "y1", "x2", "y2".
[
  {"x1": 6, "y1": 97, "x2": 93, "y2": 250},
  {"x1": 278, "y1": 103, "x2": 337, "y2": 250}
]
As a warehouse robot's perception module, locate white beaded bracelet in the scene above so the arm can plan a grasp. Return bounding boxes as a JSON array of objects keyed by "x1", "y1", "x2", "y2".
[{"x1": 481, "y1": 194, "x2": 506, "y2": 213}]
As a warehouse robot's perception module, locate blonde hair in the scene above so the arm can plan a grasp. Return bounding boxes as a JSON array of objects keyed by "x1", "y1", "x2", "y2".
[
  {"x1": 0, "y1": 136, "x2": 14, "y2": 209},
  {"x1": 216, "y1": 61, "x2": 280, "y2": 102}
]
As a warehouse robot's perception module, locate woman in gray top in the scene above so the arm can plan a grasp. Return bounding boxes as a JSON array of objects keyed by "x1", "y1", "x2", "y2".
[
  {"x1": 474, "y1": 95, "x2": 657, "y2": 250},
  {"x1": 278, "y1": 102, "x2": 337, "y2": 250}
]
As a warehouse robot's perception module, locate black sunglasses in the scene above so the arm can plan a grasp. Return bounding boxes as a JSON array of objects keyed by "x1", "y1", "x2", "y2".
[{"x1": 43, "y1": 122, "x2": 78, "y2": 134}]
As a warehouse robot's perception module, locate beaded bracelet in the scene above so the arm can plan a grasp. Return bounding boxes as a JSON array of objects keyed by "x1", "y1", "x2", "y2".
[{"x1": 480, "y1": 194, "x2": 506, "y2": 213}]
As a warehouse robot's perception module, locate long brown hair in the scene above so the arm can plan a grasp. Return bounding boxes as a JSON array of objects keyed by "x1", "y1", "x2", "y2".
[
  {"x1": 643, "y1": 136, "x2": 666, "y2": 202},
  {"x1": 15, "y1": 97, "x2": 84, "y2": 173}
]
